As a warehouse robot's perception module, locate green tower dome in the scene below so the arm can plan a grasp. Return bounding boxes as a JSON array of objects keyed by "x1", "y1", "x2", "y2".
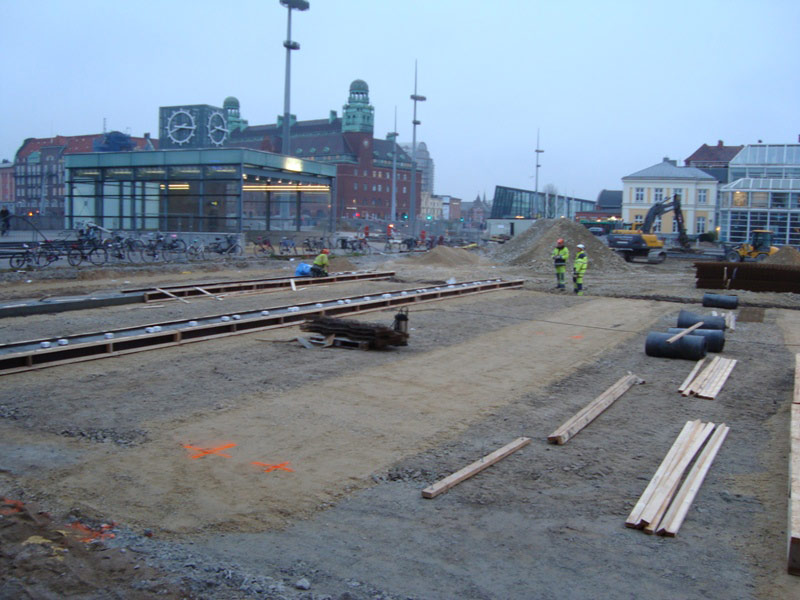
[
  {"x1": 343, "y1": 80, "x2": 374, "y2": 133},
  {"x1": 349, "y1": 79, "x2": 369, "y2": 93},
  {"x1": 223, "y1": 96, "x2": 240, "y2": 110}
]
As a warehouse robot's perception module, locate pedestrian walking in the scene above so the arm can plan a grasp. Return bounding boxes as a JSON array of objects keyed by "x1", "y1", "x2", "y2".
[
  {"x1": 0, "y1": 206, "x2": 10, "y2": 236},
  {"x1": 552, "y1": 238, "x2": 569, "y2": 290},
  {"x1": 573, "y1": 243, "x2": 588, "y2": 295}
]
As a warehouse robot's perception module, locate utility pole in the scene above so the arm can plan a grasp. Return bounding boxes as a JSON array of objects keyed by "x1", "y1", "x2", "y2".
[
  {"x1": 409, "y1": 60, "x2": 426, "y2": 235},
  {"x1": 280, "y1": 0, "x2": 309, "y2": 156},
  {"x1": 534, "y1": 128, "x2": 544, "y2": 218},
  {"x1": 388, "y1": 107, "x2": 398, "y2": 223}
]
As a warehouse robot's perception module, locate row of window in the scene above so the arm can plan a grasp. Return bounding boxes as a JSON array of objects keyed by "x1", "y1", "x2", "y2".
[
  {"x1": 632, "y1": 214, "x2": 707, "y2": 233},
  {"x1": 353, "y1": 182, "x2": 407, "y2": 193},
  {"x1": 633, "y1": 188, "x2": 709, "y2": 204},
  {"x1": 724, "y1": 191, "x2": 800, "y2": 209},
  {"x1": 352, "y1": 168, "x2": 408, "y2": 181}
]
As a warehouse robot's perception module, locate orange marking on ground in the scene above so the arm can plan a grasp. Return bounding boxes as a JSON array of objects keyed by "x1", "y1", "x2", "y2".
[
  {"x1": 0, "y1": 497, "x2": 24, "y2": 515},
  {"x1": 251, "y1": 461, "x2": 294, "y2": 473},
  {"x1": 69, "y1": 522, "x2": 116, "y2": 543},
  {"x1": 182, "y1": 443, "x2": 237, "y2": 460},
  {"x1": 570, "y1": 335, "x2": 584, "y2": 339}
]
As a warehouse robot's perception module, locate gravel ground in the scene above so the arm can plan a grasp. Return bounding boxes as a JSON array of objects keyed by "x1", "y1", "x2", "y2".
[{"x1": 1, "y1": 249, "x2": 799, "y2": 599}]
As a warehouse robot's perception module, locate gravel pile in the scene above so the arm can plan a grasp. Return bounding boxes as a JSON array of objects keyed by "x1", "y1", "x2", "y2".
[
  {"x1": 491, "y1": 219, "x2": 630, "y2": 272},
  {"x1": 763, "y1": 245, "x2": 800, "y2": 266},
  {"x1": 409, "y1": 245, "x2": 482, "y2": 267}
]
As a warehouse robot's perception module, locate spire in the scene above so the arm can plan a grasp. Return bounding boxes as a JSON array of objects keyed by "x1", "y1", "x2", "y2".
[{"x1": 342, "y1": 79, "x2": 374, "y2": 133}]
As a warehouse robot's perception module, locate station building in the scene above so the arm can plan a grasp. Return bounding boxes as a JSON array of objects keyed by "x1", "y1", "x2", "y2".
[{"x1": 65, "y1": 148, "x2": 336, "y2": 233}]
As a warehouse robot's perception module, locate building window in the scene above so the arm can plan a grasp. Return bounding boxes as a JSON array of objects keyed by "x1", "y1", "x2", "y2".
[
  {"x1": 635, "y1": 188, "x2": 644, "y2": 203},
  {"x1": 654, "y1": 188, "x2": 663, "y2": 204},
  {"x1": 696, "y1": 216, "x2": 706, "y2": 233},
  {"x1": 698, "y1": 189, "x2": 707, "y2": 204},
  {"x1": 402, "y1": 186, "x2": 407, "y2": 194},
  {"x1": 371, "y1": 185, "x2": 376, "y2": 192},
  {"x1": 353, "y1": 168, "x2": 357, "y2": 175},
  {"x1": 634, "y1": 214, "x2": 643, "y2": 225},
  {"x1": 378, "y1": 184, "x2": 382, "y2": 192},
  {"x1": 672, "y1": 188, "x2": 682, "y2": 201},
  {"x1": 653, "y1": 217, "x2": 662, "y2": 233},
  {"x1": 354, "y1": 183, "x2": 358, "y2": 190}
]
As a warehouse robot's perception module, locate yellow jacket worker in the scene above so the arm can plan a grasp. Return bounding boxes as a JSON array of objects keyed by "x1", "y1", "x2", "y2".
[
  {"x1": 551, "y1": 238, "x2": 569, "y2": 290},
  {"x1": 573, "y1": 243, "x2": 588, "y2": 295},
  {"x1": 311, "y1": 248, "x2": 330, "y2": 277}
]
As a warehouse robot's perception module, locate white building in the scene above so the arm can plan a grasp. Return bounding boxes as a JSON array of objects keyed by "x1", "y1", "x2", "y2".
[{"x1": 621, "y1": 158, "x2": 718, "y2": 236}]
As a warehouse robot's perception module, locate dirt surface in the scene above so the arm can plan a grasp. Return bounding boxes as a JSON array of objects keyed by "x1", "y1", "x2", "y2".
[{"x1": 2, "y1": 244, "x2": 800, "y2": 599}]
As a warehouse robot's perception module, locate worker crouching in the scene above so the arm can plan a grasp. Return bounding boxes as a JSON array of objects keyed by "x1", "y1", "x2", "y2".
[
  {"x1": 310, "y1": 248, "x2": 330, "y2": 277},
  {"x1": 552, "y1": 238, "x2": 569, "y2": 290},
  {"x1": 573, "y1": 243, "x2": 587, "y2": 295}
]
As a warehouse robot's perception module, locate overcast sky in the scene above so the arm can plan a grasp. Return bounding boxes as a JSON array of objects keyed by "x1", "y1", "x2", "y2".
[{"x1": 1, "y1": 0, "x2": 798, "y2": 202}]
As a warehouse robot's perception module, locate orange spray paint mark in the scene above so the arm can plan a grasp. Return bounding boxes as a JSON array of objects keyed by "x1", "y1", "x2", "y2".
[
  {"x1": 251, "y1": 461, "x2": 294, "y2": 473},
  {"x1": 182, "y1": 443, "x2": 237, "y2": 460},
  {"x1": 570, "y1": 335, "x2": 584, "y2": 339},
  {"x1": 0, "y1": 497, "x2": 24, "y2": 515},
  {"x1": 69, "y1": 522, "x2": 116, "y2": 543}
]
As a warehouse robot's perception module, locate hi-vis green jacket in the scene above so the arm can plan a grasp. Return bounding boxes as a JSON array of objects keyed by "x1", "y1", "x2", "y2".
[
  {"x1": 552, "y1": 246, "x2": 569, "y2": 266},
  {"x1": 574, "y1": 251, "x2": 588, "y2": 275}
]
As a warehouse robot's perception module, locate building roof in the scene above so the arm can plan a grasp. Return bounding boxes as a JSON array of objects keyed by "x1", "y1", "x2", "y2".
[
  {"x1": 595, "y1": 189, "x2": 622, "y2": 210},
  {"x1": 623, "y1": 157, "x2": 716, "y2": 181},
  {"x1": 730, "y1": 144, "x2": 800, "y2": 166},
  {"x1": 15, "y1": 134, "x2": 152, "y2": 160},
  {"x1": 720, "y1": 177, "x2": 800, "y2": 191},
  {"x1": 684, "y1": 141, "x2": 744, "y2": 166}
]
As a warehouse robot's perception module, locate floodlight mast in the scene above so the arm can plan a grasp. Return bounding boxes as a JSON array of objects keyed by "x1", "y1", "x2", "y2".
[
  {"x1": 409, "y1": 61, "x2": 426, "y2": 235},
  {"x1": 534, "y1": 129, "x2": 544, "y2": 218},
  {"x1": 389, "y1": 107, "x2": 398, "y2": 224},
  {"x1": 280, "y1": 0, "x2": 309, "y2": 156}
]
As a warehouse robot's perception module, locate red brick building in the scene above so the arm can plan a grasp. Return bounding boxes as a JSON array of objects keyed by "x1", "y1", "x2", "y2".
[{"x1": 0, "y1": 160, "x2": 14, "y2": 209}]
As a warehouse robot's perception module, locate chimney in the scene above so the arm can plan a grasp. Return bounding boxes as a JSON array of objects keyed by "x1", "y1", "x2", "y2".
[
  {"x1": 329, "y1": 110, "x2": 337, "y2": 124},
  {"x1": 717, "y1": 140, "x2": 724, "y2": 147},
  {"x1": 663, "y1": 157, "x2": 677, "y2": 166}
]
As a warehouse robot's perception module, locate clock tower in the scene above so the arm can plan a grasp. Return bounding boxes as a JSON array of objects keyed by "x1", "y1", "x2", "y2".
[
  {"x1": 159, "y1": 104, "x2": 229, "y2": 149},
  {"x1": 342, "y1": 80, "x2": 374, "y2": 134}
]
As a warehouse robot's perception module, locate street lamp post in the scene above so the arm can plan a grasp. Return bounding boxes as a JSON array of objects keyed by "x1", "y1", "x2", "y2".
[
  {"x1": 388, "y1": 107, "x2": 398, "y2": 224},
  {"x1": 280, "y1": 0, "x2": 309, "y2": 156},
  {"x1": 409, "y1": 60, "x2": 426, "y2": 235},
  {"x1": 534, "y1": 128, "x2": 544, "y2": 218}
]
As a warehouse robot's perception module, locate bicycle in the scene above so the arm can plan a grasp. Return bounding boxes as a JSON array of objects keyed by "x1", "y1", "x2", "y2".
[
  {"x1": 203, "y1": 234, "x2": 243, "y2": 261},
  {"x1": 302, "y1": 237, "x2": 326, "y2": 254},
  {"x1": 347, "y1": 237, "x2": 373, "y2": 255},
  {"x1": 9, "y1": 243, "x2": 39, "y2": 270},
  {"x1": 186, "y1": 239, "x2": 205, "y2": 261},
  {"x1": 279, "y1": 237, "x2": 296, "y2": 255},
  {"x1": 253, "y1": 236, "x2": 275, "y2": 258}
]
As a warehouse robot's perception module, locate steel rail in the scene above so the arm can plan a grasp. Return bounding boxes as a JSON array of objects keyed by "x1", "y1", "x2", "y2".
[
  {"x1": 123, "y1": 270, "x2": 396, "y2": 302},
  {"x1": 0, "y1": 279, "x2": 523, "y2": 376}
]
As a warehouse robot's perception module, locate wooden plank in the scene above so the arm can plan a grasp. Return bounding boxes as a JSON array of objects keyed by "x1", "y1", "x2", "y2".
[
  {"x1": 638, "y1": 421, "x2": 715, "y2": 528},
  {"x1": 643, "y1": 475, "x2": 681, "y2": 535},
  {"x1": 626, "y1": 421, "x2": 700, "y2": 528},
  {"x1": 193, "y1": 286, "x2": 224, "y2": 301},
  {"x1": 421, "y1": 437, "x2": 531, "y2": 499},
  {"x1": 548, "y1": 374, "x2": 642, "y2": 445},
  {"x1": 659, "y1": 424, "x2": 730, "y2": 536},
  {"x1": 790, "y1": 403, "x2": 800, "y2": 574},
  {"x1": 697, "y1": 359, "x2": 737, "y2": 400},
  {"x1": 665, "y1": 322, "x2": 703, "y2": 344},
  {"x1": 729, "y1": 312, "x2": 736, "y2": 331},
  {"x1": 678, "y1": 359, "x2": 706, "y2": 394},
  {"x1": 683, "y1": 356, "x2": 722, "y2": 397},
  {"x1": 155, "y1": 287, "x2": 190, "y2": 304},
  {"x1": 692, "y1": 358, "x2": 728, "y2": 400},
  {"x1": 794, "y1": 354, "x2": 800, "y2": 405}
]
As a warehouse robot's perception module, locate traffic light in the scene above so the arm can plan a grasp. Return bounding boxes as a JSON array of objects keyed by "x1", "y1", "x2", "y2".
[
  {"x1": 459, "y1": 217, "x2": 464, "y2": 222},
  {"x1": 426, "y1": 215, "x2": 432, "y2": 220},
  {"x1": 355, "y1": 212, "x2": 360, "y2": 217},
  {"x1": 402, "y1": 213, "x2": 408, "y2": 220}
]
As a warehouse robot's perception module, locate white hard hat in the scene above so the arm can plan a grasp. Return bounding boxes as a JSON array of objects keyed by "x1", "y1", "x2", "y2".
[{"x1": 577, "y1": 243, "x2": 585, "y2": 249}]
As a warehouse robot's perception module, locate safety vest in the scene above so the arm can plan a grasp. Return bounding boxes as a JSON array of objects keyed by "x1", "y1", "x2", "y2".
[
  {"x1": 552, "y1": 246, "x2": 569, "y2": 266},
  {"x1": 313, "y1": 253, "x2": 329, "y2": 268},
  {"x1": 574, "y1": 251, "x2": 588, "y2": 274}
]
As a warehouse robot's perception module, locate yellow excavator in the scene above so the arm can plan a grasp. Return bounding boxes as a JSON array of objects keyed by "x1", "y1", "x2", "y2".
[
  {"x1": 607, "y1": 195, "x2": 691, "y2": 263},
  {"x1": 723, "y1": 230, "x2": 779, "y2": 262}
]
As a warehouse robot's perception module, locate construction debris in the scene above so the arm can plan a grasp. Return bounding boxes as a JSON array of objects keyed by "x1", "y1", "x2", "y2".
[
  {"x1": 548, "y1": 373, "x2": 644, "y2": 445},
  {"x1": 626, "y1": 420, "x2": 729, "y2": 536},
  {"x1": 300, "y1": 315, "x2": 409, "y2": 349},
  {"x1": 421, "y1": 437, "x2": 531, "y2": 498},
  {"x1": 679, "y1": 356, "x2": 737, "y2": 399}
]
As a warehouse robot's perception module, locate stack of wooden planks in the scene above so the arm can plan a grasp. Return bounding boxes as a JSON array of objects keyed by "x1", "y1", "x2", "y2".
[
  {"x1": 711, "y1": 310, "x2": 736, "y2": 331},
  {"x1": 678, "y1": 356, "x2": 737, "y2": 400},
  {"x1": 301, "y1": 315, "x2": 409, "y2": 349},
  {"x1": 627, "y1": 420, "x2": 729, "y2": 536},
  {"x1": 548, "y1": 374, "x2": 644, "y2": 445},
  {"x1": 789, "y1": 354, "x2": 800, "y2": 575}
]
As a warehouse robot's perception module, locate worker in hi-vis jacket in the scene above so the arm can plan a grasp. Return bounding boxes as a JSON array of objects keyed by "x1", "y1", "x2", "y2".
[
  {"x1": 552, "y1": 238, "x2": 569, "y2": 290},
  {"x1": 573, "y1": 243, "x2": 588, "y2": 296}
]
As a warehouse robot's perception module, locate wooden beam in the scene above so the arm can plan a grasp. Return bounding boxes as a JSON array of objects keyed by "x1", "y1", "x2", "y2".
[
  {"x1": 421, "y1": 437, "x2": 531, "y2": 499},
  {"x1": 678, "y1": 359, "x2": 706, "y2": 394},
  {"x1": 794, "y1": 354, "x2": 800, "y2": 405},
  {"x1": 666, "y1": 322, "x2": 704, "y2": 344},
  {"x1": 194, "y1": 286, "x2": 224, "y2": 301},
  {"x1": 548, "y1": 374, "x2": 642, "y2": 445},
  {"x1": 659, "y1": 424, "x2": 729, "y2": 536},
  {"x1": 789, "y1": 396, "x2": 800, "y2": 574},
  {"x1": 626, "y1": 421, "x2": 699, "y2": 528},
  {"x1": 697, "y1": 359, "x2": 737, "y2": 400},
  {"x1": 682, "y1": 356, "x2": 722, "y2": 397},
  {"x1": 154, "y1": 287, "x2": 190, "y2": 304}
]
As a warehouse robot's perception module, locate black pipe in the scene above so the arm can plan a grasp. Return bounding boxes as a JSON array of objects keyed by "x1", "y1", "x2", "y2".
[
  {"x1": 677, "y1": 309, "x2": 726, "y2": 331},
  {"x1": 702, "y1": 293, "x2": 738, "y2": 310},
  {"x1": 645, "y1": 332, "x2": 707, "y2": 360},
  {"x1": 666, "y1": 328, "x2": 725, "y2": 352}
]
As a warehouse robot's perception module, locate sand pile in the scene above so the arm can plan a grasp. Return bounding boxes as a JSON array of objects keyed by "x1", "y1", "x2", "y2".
[
  {"x1": 411, "y1": 245, "x2": 482, "y2": 267},
  {"x1": 329, "y1": 256, "x2": 357, "y2": 271},
  {"x1": 492, "y1": 219, "x2": 629, "y2": 272},
  {"x1": 763, "y1": 245, "x2": 800, "y2": 266}
]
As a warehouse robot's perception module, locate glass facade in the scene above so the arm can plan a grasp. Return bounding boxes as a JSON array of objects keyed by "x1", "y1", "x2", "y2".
[
  {"x1": 65, "y1": 149, "x2": 336, "y2": 233},
  {"x1": 490, "y1": 186, "x2": 594, "y2": 220}
]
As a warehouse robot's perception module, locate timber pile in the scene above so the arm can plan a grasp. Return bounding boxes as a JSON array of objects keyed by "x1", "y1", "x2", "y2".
[
  {"x1": 300, "y1": 315, "x2": 409, "y2": 349},
  {"x1": 548, "y1": 374, "x2": 644, "y2": 445},
  {"x1": 626, "y1": 420, "x2": 730, "y2": 536},
  {"x1": 678, "y1": 356, "x2": 737, "y2": 399},
  {"x1": 789, "y1": 354, "x2": 800, "y2": 575}
]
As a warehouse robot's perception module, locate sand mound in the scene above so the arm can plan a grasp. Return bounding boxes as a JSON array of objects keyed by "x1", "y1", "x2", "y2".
[
  {"x1": 410, "y1": 245, "x2": 482, "y2": 267},
  {"x1": 329, "y1": 256, "x2": 357, "y2": 271},
  {"x1": 763, "y1": 245, "x2": 800, "y2": 266},
  {"x1": 492, "y1": 219, "x2": 629, "y2": 272}
]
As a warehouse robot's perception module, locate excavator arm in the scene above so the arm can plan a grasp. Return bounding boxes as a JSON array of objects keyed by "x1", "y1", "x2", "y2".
[{"x1": 640, "y1": 196, "x2": 691, "y2": 249}]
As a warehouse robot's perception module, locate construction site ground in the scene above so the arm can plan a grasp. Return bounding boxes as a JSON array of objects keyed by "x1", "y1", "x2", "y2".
[{"x1": 1, "y1": 248, "x2": 800, "y2": 600}]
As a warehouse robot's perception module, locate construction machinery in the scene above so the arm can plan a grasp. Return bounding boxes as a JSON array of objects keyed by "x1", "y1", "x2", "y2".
[
  {"x1": 722, "y1": 230, "x2": 779, "y2": 262},
  {"x1": 607, "y1": 195, "x2": 690, "y2": 263}
]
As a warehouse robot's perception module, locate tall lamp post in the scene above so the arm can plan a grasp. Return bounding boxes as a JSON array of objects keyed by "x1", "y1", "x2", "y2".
[
  {"x1": 388, "y1": 107, "x2": 398, "y2": 224},
  {"x1": 409, "y1": 60, "x2": 426, "y2": 235},
  {"x1": 280, "y1": 0, "x2": 309, "y2": 156},
  {"x1": 534, "y1": 128, "x2": 544, "y2": 218}
]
